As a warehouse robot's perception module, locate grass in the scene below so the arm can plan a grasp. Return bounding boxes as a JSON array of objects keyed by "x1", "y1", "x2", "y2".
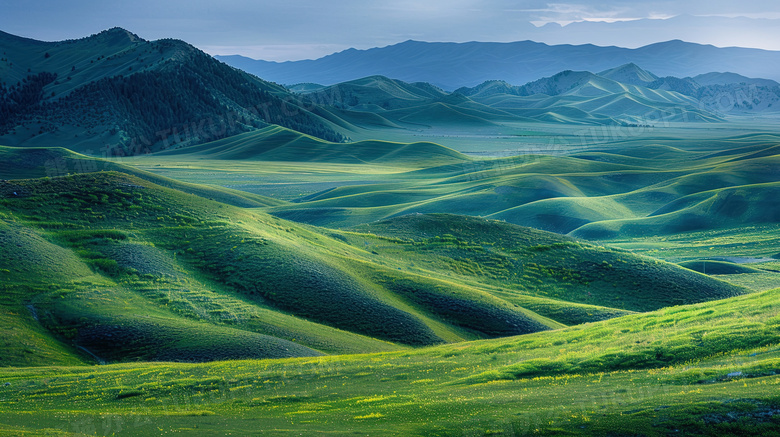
[
  {"x1": 0, "y1": 171, "x2": 411, "y2": 362},
  {"x1": 0, "y1": 146, "x2": 286, "y2": 208},
  {"x1": 0, "y1": 287, "x2": 779, "y2": 435},
  {"x1": 678, "y1": 260, "x2": 764, "y2": 275},
  {"x1": 349, "y1": 214, "x2": 746, "y2": 313}
]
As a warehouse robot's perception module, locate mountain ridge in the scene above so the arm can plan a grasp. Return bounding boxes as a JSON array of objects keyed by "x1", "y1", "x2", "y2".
[
  {"x1": 216, "y1": 39, "x2": 780, "y2": 90},
  {"x1": 0, "y1": 28, "x2": 348, "y2": 154}
]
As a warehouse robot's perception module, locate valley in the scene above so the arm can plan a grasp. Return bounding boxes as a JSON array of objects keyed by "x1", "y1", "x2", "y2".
[{"x1": 1, "y1": 26, "x2": 780, "y2": 436}]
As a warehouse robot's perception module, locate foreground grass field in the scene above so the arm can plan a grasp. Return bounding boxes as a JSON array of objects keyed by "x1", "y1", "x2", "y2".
[{"x1": 1, "y1": 286, "x2": 779, "y2": 435}]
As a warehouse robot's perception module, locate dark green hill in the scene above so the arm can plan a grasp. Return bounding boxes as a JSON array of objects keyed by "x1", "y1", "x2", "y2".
[
  {"x1": 0, "y1": 170, "x2": 556, "y2": 363},
  {"x1": 303, "y1": 75, "x2": 448, "y2": 110},
  {"x1": 679, "y1": 260, "x2": 763, "y2": 275},
  {"x1": 0, "y1": 28, "x2": 347, "y2": 154},
  {"x1": 571, "y1": 182, "x2": 780, "y2": 239},
  {"x1": 260, "y1": 136, "x2": 780, "y2": 240},
  {"x1": 2, "y1": 284, "x2": 780, "y2": 435}
]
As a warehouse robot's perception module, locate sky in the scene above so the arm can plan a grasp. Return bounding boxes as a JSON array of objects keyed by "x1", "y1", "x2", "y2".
[{"x1": 2, "y1": 1, "x2": 780, "y2": 61}]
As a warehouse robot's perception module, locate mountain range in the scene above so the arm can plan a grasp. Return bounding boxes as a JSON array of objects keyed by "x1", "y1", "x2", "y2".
[
  {"x1": 4, "y1": 28, "x2": 780, "y2": 157},
  {"x1": 290, "y1": 63, "x2": 779, "y2": 127},
  {"x1": 217, "y1": 39, "x2": 780, "y2": 90}
]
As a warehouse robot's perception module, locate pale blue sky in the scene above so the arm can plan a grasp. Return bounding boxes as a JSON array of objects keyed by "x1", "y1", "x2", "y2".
[{"x1": 1, "y1": 1, "x2": 779, "y2": 60}]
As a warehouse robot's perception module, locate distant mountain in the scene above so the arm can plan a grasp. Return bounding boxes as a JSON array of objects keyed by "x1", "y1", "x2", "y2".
[
  {"x1": 446, "y1": 68, "x2": 719, "y2": 123},
  {"x1": 299, "y1": 74, "x2": 620, "y2": 126},
  {"x1": 216, "y1": 40, "x2": 780, "y2": 90},
  {"x1": 597, "y1": 63, "x2": 658, "y2": 86},
  {"x1": 646, "y1": 76, "x2": 701, "y2": 97},
  {"x1": 0, "y1": 28, "x2": 347, "y2": 154},
  {"x1": 692, "y1": 72, "x2": 780, "y2": 87},
  {"x1": 529, "y1": 15, "x2": 780, "y2": 55},
  {"x1": 451, "y1": 64, "x2": 780, "y2": 117},
  {"x1": 284, "y1": 63, "x2": 780, "y2": 129},
  {"x1": 310, "y1": 75, "x2": 448, "y2": 111}
]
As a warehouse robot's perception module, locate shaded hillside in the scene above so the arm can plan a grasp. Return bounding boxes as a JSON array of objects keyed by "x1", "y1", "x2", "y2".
[
  {"x1": 307, "y1": 75, "x2": 448, "y2": 111},
  {"x1": 0, "y1": 146, "x2": 286, "y2": 208},
  {"x1": 0, "y1": 28, "x2": 347, "y2": 153},
  {"x1": 598, "y1": 63, "x2": 658, "y2": 85},
  {"x1": 351, "y1": 214, "x2": 745, "y2": 312}
]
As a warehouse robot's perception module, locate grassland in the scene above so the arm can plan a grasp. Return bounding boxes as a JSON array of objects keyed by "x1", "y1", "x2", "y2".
[
  {"x1": 2, "y1": 120, "x2": 780, "y2": 435},
  {"x1": 126, "y1": 129, "x2": 780, "y2": 248},
  {"x1": 1, "y1": 285, "x2": 779, "y2": 435}
]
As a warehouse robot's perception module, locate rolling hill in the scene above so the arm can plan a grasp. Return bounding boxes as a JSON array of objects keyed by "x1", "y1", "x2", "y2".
[
  {"x1": 153, "y1": 125, "x2": 471, "y2": 166},
  {"x1": 255, "y1": 135, "x2": 780, "y2": 243},
  {"x1": 3, "y1": 25, "x2": 780, "y2": 437},
  {"x1": 0, "y1": 149, "x2": 748, "y2": 366}
]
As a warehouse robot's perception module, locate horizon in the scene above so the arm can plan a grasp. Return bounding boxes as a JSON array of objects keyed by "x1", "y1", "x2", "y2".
[
  {"x1": 1, "y1": 1, "x2": 779, "y2": 61},
  {"x1": 4, "y1": 25, "x2": 780, "y2": 65}
]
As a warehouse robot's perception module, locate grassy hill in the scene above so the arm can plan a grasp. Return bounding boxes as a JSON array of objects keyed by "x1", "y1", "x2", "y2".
[
  {"x1": 2, "y1": 28, "x2": 780, "y2": 436},
  {"x1": 0, "y1": 145, "x2": 286, "y2": 208},
  {"x1": 0, "y1": 158, "x2": 748, "y2": 366},
  {"x1": 306, "y1": 75, "x2": 448, "y2": 111},
  {"x1": 349, "y1": 214, "x2": 745, "y2": 312}
]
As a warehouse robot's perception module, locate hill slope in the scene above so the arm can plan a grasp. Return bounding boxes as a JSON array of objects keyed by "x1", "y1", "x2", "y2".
[
  {"x1": 0, "y1": 28, "x2": 347, "y2": 154},
  {"x1": 0, "y1": 154, "x2": 747, "y2": 364},
  {"x1": 153, "y1": 125, "x2": 470, "y2": 167},
  {"x1": 261, "y1": 135, "x2": 780, "y2": 240}
]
